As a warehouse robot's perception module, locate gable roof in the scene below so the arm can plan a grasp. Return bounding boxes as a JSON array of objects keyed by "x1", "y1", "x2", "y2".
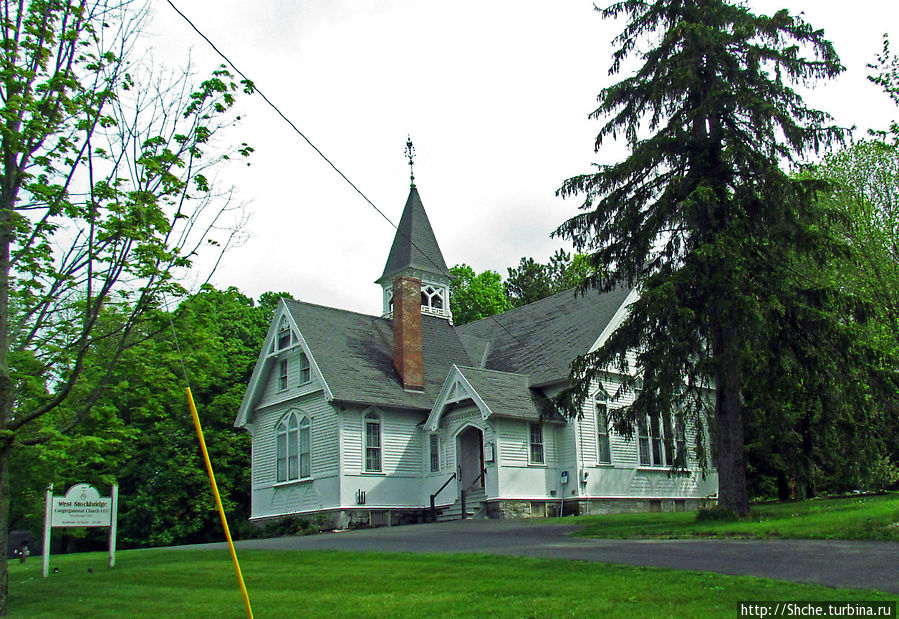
[
  {"x1": 456, "y1": 366, "x2": 563, "y2": 422},
  {"x1": 282, "y1": 299, "x2": 475, "y2": 410},
  {"x1": 235, "y1": 299, "x2": 333, "y2": 427},
  {"x1": 455, "y1": 286, "x2": 633, "y2": 387},
  {"x1": 424, "y1": 365, "x2": 564, "y2": 431},
  {"x1": 377, "y1": 186, "x2": 449, "y2": 284}
]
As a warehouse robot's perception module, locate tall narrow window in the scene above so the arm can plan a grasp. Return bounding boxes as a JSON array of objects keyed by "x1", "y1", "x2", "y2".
[
  {"x1": 649, "y1": 414, "x2": 665, "y2": 467},
  {"x1": 276, "y1": 420, "x2": 288, "y2": 482},
  {"x1": 529, "y1": 423, "x2": 545, "y2": 464},
  {"x1": 299, "y1": 416, "x2": 311, "y2": 478},
  {"x1": 674, "y1": 418, "x2": 687, "y2": 467},
  {"x1": 638, "y1": 417, "x2": 651, "y2": 466},
  {"x1": 364, "y1": 412, "x2": 382, "y2": 472},
  {"x1": 596, "y1": 401, "x2": 612, "y2": 465},
  {"x1": 278, "y1": 359, "x2": 288, "y2": 391},
  {"x1": 429, "y1": 434, "x2": 440, "y2": 472},
  {"x1": 287, "y1": 414, "x2": 299, "y2": 478},
  {"x1": 276, "y1": 412, "x2": 306, "y2": 482},
  {"x1": 278, "y1": 319, "x2": 291, "y2": 350},
  {"x1": 299, "y1": 352, "x2": 311, "y2": 384},
  {"x1": 639, "y1": 414, "x2": 671, "y2": 467}
]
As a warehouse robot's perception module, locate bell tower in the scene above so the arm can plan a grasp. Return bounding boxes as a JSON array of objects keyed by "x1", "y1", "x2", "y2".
[
  {"x1": 376, "y1": 138, "x2": 452, "y2": 391},
  {"x1": 375, "y1": 138, "x2": 452, "y2": 322}
]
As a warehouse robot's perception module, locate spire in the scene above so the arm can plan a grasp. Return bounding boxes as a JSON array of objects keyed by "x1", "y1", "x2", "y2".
[
  {"x1": 405, "y1": 135, "x2": 416, "y2": 189},
  {"x1": 377, "y1": 141, "x2": 452, "y2": 322},
  {"x1": 377, "y1": 185, "x2": 449, "y2": 284}
]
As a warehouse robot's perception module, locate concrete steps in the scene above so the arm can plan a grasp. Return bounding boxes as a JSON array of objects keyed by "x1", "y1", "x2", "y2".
[{"x1": 437, "y1": 488, "x2": 487, "y2": 522}]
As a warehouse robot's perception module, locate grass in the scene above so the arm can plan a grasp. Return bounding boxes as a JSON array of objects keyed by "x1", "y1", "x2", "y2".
[
  {"x1": 554, "y1": 493, "x2": 899, "y2": 540},
  {"x1": 9, "y1": 548, "x2": 897, "y2": 618}
]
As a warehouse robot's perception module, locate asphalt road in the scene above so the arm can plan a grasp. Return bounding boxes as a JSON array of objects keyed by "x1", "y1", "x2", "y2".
[{"x1": 185, "y1": 519, "x2": 899, "y2": 594}]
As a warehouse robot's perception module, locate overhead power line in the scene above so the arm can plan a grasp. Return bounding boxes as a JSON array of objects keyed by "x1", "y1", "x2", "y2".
[{"x1": 165, "y1": 1, "x2": 523, "y2": 344}]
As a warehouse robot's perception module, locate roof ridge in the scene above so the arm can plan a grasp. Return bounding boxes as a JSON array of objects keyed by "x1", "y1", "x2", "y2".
[{"x1": 284, "y1": 298, "x2": 380, "y2": 321}]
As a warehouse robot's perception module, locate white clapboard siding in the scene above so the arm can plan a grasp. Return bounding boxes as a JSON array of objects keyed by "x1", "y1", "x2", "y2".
[
  {"x1": 342, "y1": 406, "x2": 363, "y2": 471},
  {"x1": 383, "y1": 412, "x2": 423, "y2": 475},
  {"x1": 257, "y1": 347, "x2": 322, "y2": 409},
  {"x1": 251, "y1": 393, "x2": 338, "y2": 487},
  {"x1": 343, "y1": 407, "x2": 425, "y2": 475},
  {"x1": 497, "y1": 418, "x2": 529, "y2": 467}
]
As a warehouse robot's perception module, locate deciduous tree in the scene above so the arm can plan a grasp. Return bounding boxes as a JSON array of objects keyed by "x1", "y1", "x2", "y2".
[
  {"x1": 0, "y1": 2, "x2": 251, "y2": 612},
  {"x1": 449, "y1": 264, "x2": 510, "y2": 325}
]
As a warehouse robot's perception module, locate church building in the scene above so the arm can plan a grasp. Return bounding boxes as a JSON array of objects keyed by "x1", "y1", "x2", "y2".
[{"x1": 235, "y1": 174, "x2": 718, "y2": 527}]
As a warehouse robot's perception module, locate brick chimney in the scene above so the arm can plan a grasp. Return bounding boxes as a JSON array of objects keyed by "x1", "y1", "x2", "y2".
[{"x1": 392, "y1": 276, "x2": 424, "y2": 391}]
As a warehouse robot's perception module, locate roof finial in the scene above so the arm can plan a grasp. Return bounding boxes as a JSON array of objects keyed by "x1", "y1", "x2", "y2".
[{"x1": 405, "y1": 135, "x2": 416, "y2": 189}]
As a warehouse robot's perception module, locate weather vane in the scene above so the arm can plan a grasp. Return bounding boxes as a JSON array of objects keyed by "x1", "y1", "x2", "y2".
[{"x1": 405, "y1": 135, "x2": 416, "y2": 188}]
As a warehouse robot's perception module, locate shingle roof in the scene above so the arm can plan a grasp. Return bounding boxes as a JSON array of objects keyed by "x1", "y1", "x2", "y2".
[
  {"x1": 284, "y1": 300, "x2": 474, "y2": 410},
  {"x1": 378, "y1": 186, "x2": 449, "y2": 284},
  {"x1": 455, "y1": 367, "x2": 563, "y2": 422},
  {"x1": 283, "y1": 286, "x2": 630, "y2": 412},
  {"x1": 455, "y1": 287, "x2": 632, "y2": 387}
]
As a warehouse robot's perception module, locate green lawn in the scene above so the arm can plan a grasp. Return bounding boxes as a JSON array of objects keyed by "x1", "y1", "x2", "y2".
[
  {"x1": 556, "y1": 493, "x2": 899, "y2": 540},
  {"x1": 8, "y1": 548, "x2": 896, "y2": 618}
]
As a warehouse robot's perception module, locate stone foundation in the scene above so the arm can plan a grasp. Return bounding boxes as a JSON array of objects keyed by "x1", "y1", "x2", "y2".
[
  {"x1": 251, "y1": 507, "x2": 432, "y2": 531},
  {"x1": 487, "y1": 497, "x2": 713, "y2": 519}
]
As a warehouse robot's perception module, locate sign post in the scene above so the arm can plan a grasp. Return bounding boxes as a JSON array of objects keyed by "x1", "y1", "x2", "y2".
[{"x1": 42, "y1": 483, "x2": 118, "y2": 578}]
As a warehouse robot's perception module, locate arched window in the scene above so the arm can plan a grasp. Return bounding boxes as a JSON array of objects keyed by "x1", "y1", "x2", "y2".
[
  {"x1": 595, "y1": 396, "x2": 612, "y2": 465},
  {"x1": 276, "y1": 412, "x2": 312, "y2": 482},
  {"x1": 277, "y1": 317, "x2": 292, "y2": 350},
  {"x1": 364, "y1": 411, "x2": 382, "y2": 472},
  {"x1": 299, "y1": 416, "x2": 311, "y2": 478}
]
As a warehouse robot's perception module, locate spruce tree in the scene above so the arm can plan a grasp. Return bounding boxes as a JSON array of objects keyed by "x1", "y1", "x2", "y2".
[{"x1": 555, "y1": 1, "x2": 844, "y2": 515}]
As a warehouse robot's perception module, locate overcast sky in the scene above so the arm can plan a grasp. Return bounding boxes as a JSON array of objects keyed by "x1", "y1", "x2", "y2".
[{"x1": 147, "y1": 1, "x2": 899, "y2": 316}]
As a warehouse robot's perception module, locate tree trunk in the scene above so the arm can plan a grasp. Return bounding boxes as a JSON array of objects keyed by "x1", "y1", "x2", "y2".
[
  {"x1": 713, "y1": 323, "x2": 750, "y2": 517},
  {"x1": 0, "y1": 444, "x2": 8, "y2": 616},
  {"x1": 1, "y1": 185, "x2": 13, "y2": 616}
]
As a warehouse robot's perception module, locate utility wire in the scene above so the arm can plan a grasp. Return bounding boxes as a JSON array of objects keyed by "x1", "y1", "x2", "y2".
[
  {"x1": 165, "y1": 0, "x2": 524, "y2": 344},
  {"x1": 164, "y1": 0, "x2": 439, "y2": 273}
]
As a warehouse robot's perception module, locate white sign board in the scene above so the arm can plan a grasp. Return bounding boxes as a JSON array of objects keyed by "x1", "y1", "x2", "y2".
[
  {"x1": 43, "y1": 483, "x2": 118, "y2": 578},
  {"x1": 51, "y1": 484, "x2": 112, "y2": 527}
]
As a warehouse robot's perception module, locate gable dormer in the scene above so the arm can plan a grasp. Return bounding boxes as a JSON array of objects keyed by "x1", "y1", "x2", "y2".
[{"x1": 235, "y1": 299, "x2": 333, "y2": 429}]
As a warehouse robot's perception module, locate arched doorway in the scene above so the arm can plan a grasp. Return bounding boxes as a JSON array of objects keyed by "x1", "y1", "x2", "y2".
[{"x1": 456, "y1": 425, "x2": 484, "y2": 494}]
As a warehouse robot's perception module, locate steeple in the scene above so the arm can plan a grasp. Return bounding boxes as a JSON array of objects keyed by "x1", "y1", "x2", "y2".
[
  {"x1": 377, "y1": 185, "x2": 449, "y2": 285},
  {"x1": 377, "y1": 140, "x2": 452, "y2": 322}
]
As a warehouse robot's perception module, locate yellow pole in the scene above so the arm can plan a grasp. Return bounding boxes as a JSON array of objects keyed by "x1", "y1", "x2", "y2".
[{"x1": 186, "y1": 387, "x2": 254, "y2": 619}]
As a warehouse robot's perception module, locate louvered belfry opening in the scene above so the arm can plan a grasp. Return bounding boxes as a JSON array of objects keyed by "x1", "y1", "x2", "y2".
[{"x1": 392, "y1": 275, "x2": 424, "y2": 391}]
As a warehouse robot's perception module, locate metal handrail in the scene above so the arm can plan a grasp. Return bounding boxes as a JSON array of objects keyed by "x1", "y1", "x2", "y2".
[
  {"x1": 460, "y1": 467, "x2": 488, "y2": 520},
  {"x1": 429, "y1": 472, "x2": 456, "y2": 522},
  {"x1": 466, "y1": 467, "x2": 487, "y2": 492}
]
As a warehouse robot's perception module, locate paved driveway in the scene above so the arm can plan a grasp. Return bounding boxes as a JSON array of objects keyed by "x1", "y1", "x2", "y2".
[{"x1": 191, "y1": 520, "x2": 899, "y2": 594}]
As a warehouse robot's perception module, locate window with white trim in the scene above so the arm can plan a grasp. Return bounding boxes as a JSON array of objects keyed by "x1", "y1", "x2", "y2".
[
  {"x1": 299, "y1": 416, "x2": 311, "y2": 478},
  {"x1": 673, "y1": 417, "x2": 687, "y2": 467},
  {"x1": 595, "y1": 399, "x2": 612, "y2": 465},
  {"x1": 364, "y1": 411, "x2": 382, "y2": 472},
  {"x1": 638, "y1": 413, "x2": 671, "y2": 468},
  {"x1": 277, "y1": 318, "x2": 291, "y2": 350},
  {"x1": 276, "y1": 412, "x2": 311, "y2": 482},
  {"x1": 299, "y1": 352, "x2": 311, "y2": 384},
  {"x1": 278, "y1": 359, "x2": 288, "y2": 391},
  {"x1": 429, "y1": 434, "x2": 440, "y2": 472},
  {"x1": 529, "y1": 423, "x2": 545, "y2": 464}
]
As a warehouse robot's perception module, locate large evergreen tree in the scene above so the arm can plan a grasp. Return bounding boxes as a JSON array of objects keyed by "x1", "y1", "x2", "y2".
[{"x1": 555, "y1": 1, "x2": 845, "y2": 515}]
